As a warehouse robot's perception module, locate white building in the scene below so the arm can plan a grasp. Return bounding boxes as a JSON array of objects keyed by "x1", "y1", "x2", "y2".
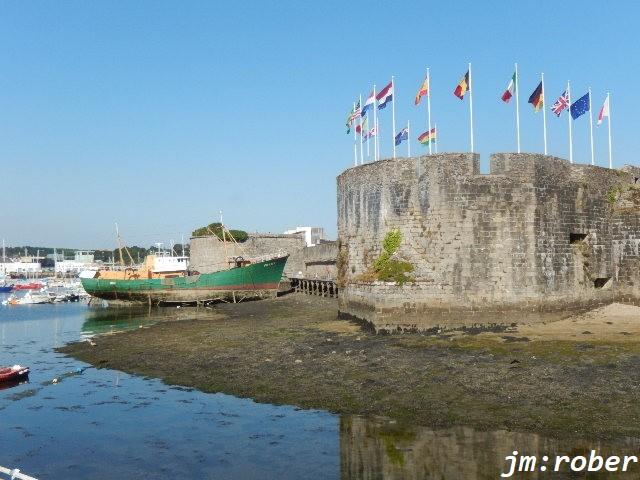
[
  {"x1": 55, "y1": 250, "x2": 98, "y2": 275},
  {"x1": 283, "y1": 226, "x2": 325, "y2": 247},
  {"x1": 0, "y1": 262, "x2": 42, "y2": 275}
]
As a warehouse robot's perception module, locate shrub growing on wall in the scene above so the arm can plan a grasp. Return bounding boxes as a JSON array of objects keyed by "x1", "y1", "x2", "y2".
[{"x1": 373, "y1": 229, "x2": 414, "y2": 285}]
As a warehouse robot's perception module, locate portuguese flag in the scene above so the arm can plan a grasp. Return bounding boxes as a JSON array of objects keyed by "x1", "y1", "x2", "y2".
[
  {"x1": 501, "y1": 71, "x2": 517, "y2": 103},
  {"x1": 453, "y1": 71, "x2": 469, "y2": 100}
]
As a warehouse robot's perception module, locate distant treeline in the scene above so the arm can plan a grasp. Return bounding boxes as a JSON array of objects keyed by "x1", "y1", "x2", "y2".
[{"x1": 2, "y1": 244, "x2": 190, "y2": 266}]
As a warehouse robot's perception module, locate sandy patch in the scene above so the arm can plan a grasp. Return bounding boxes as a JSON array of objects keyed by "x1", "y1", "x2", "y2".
[{"x1": 515, "y1": 303, "x2": 640, "y2": 341}]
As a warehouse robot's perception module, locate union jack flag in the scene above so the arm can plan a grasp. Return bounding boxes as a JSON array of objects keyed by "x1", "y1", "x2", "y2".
[{"x1": 551, "y1": 91, "x2": 570, "y2": 117}]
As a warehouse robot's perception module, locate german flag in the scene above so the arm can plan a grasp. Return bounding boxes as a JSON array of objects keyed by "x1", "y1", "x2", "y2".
[
  {"x1": 528, "y1": 81, "x2": 544, "y2": 112},
  {"x1": 453, "y1": 70, "x2": 469, "y2": 99}
]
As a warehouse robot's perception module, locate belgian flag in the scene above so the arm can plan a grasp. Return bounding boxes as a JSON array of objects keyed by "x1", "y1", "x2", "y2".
[
  {"x1": 528, "y1": 82, "x2": 544, "y2": 112},
  {"x1": 453, "y1": 70, "x2": 469, "y2": 100}
]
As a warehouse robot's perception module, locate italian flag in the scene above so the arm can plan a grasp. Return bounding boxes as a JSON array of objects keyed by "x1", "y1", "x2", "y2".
[{"x1": 501, "y1": 71, "x2": 517, "y2": 103}]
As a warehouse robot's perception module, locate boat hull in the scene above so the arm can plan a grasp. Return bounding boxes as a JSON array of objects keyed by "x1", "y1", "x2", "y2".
[
  {"x1": 81, "y1": 255, "x2": 288, "y2": 305},
  {"x1": 0, "y1": 286, "x2": 13, "y2": 293}
]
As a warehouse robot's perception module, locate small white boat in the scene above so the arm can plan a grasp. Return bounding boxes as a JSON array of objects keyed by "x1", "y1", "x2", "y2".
[{"x1": 17, "y1": 291, "x2": 52, "y2": 305}]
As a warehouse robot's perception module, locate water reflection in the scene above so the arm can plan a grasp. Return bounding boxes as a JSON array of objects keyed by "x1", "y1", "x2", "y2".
[
  {"x1": 340, "y1": 416, "x2": 640, "y2": 479},
  {"x1": 3, "y1": 296, "x2": 640, "y2": 479}
]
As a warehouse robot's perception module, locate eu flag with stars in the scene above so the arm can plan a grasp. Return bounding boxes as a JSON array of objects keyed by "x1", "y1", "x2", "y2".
[{"x1": 570, "y1": 92, "x2": 590, "y2": 120}]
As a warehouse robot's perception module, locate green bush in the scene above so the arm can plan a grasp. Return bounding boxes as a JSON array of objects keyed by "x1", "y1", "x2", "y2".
[
  {"x1": 372, "y1": 229, "x2": 414, "y2": 285},
  {"x1": 192, "y1": 222, "x2": 248, "y2": 243}
]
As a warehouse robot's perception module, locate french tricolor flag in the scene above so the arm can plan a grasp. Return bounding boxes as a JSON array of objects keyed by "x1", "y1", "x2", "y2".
[{"x1": 376, "y1": 81, "x2": 393, "y2": 110}]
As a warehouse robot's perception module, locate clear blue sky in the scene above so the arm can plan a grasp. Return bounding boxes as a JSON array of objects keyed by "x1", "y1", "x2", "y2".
[{"x1": 1, "y1": 0, "x2": 637, "y2": 248}]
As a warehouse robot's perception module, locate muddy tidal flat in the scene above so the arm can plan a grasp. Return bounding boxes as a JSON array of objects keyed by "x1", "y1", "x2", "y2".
[{"x1": 60, "y1": 295, "x2": 640, "y2": 440}]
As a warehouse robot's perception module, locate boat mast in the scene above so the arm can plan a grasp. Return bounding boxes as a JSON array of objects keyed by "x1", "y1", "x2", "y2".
[
  {"x1": 2, "y1": 238, "x2": 5, "y2": 263},
  {"x1": 115, "y1": 223, "x2": 124, "y2": 267},
  {"x1": 220, "y1": 210, "x2": 229, "y2": 269}
]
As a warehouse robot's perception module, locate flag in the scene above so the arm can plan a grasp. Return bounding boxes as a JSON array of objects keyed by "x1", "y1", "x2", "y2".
[
  {"x1": 597, "y1": 96, "x2": 610, "y2": 125},
  {"x1": 418, "y1": 127, "x2": 437, "y2": 145},
  {"x1": 394, "y1": 127, "x2": 408, "y2": 146},
  {"x1": 376, "y1": 81, "x2": 393, "y2": 110},
  {"x1": 453, "y1": 70, "x2": 469, "y2": 99},
  {"x1": 351, "y1": 101, "x2": 361, "y2": 122},
  {"x1": 551, "y1": 91, "x2": 570, "y2": 117},
  {"x1": 364, "y1": 126, "x2": 377, "y2": 141},
  {"x1": 501, "y1": 71, "x2": 517, "y2": 103},
  {"x1": 415, "y1": 75, "x2": 429, "y2": 105},
  {"x1": 345, "y1": 106, "x2": 354, "y2": 133},
  {"x1": 570, "y1": 92, "x2": 590, "y2": 120},
  {"x1": 362, "y1": 91, "x2": 375, "y2": 117},
  {"x1": 528, "y1": 82, "x2": 543, "y2": 111},
  {"x1": 356, "y1": 117, "x2": 368, "y2": 134}
]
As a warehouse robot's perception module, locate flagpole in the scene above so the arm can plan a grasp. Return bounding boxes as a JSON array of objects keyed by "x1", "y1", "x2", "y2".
[
  {"x1": 376, "y1": 117, "x2": 380, "y2": 162},
  {"x1": 469, "y1": 63, "x2": 474, "y2": 152},
  {"x1": 515, "y1": 62, "x2": 521, "y2": 153},
  {"x1": 392, "y1": 75, "x2": 396, "y2": 159},
  {"x1": 434, "y1": 123, "x2": 438, "y2": 153},
  {"x1": 427, "y1": 68, "x2": 432, "y2": 155},
  {"x1": 541, "y1": 72, "x2": 547, "y2": 155},
  {"x1": 373, "y1": 84, "x2": 379, "y2": 162},
  {"x1": 567, "y1": 81, "x2": 573, "y2": 164},
  {"x1": 607, "y1": 92, "x2": 612, "y2": 169},
  {"x1": 588, "y1": 87, "x2": 594, "y2": 165},
  {"x1": 359, "y1": 94, "x2": 364, "y2": 166},
  {"x1": 352, "y1": 102, "x2": 357, "y2": 166},
  {"x1": 366, "y1": 121, "x2": 370, "y2": 160},
  {"x1": 407, "y1": 121, "x2": 411, "y2": 158}
]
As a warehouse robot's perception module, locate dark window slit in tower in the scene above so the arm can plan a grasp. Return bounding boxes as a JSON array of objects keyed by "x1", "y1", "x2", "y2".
[{"x1": 569, "y1": 233, "x2": 587, "y2": 244}]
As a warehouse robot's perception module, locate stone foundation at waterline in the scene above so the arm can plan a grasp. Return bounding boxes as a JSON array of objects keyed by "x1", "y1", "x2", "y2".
[{"x1": 337, "y1": 153, "x2": 640, "y2": 331}]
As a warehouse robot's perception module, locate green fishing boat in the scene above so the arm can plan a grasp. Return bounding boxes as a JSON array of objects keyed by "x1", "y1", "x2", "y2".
[{"x1": 81, "y1": 254, "x2": 289, "y2": 305}]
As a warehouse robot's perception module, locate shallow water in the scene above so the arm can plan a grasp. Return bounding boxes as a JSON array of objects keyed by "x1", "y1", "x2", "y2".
[{"x1": 1, "y1": 296, "x2": 639, "y2": 479}]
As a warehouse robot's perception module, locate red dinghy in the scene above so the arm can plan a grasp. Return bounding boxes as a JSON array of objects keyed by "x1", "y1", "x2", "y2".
[{"x1": 0, "y1": 365, "x2": 29, "y2": 382}]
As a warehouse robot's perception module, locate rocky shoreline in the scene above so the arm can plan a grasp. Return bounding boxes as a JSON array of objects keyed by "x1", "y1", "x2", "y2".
[{"x1": 58, "y1": 294, "x2": 640, "y2": 440}]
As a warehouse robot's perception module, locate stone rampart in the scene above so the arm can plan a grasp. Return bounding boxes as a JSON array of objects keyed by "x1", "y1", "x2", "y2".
[
  {"x1": 337, "y1": 153, "x2": 640, "y2": 331},
  {"x1": 190, "y1": 232, "x2": 306, "y2": 278}
]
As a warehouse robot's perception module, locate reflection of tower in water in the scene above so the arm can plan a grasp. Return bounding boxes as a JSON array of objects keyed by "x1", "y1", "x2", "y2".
[{"x1": 339, "y1": 416, "x2": 640, "y2": 480}]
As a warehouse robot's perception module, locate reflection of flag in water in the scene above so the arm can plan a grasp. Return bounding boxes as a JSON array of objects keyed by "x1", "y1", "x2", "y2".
[
  {"x1": 453, "y1": 71, "x2": 469, "y2": 99},
  {"x1": 528, "y1": 82, "x2": 543, "y2": 111},
  {"x1": 376, "y1": 81, "x2": 394, "y2": 109},
  {"x1": 418, "y1": 127, "x2": 437, "y2": 145},
  {"x1": 551, "y1": 91, "x2": 569, "y2": 117},
  {"x1": 570, "y1": 92, "x2": 590, "y2": 120},
  {"x1": 394, "y1": 127, "x2": 408, "y2": 146},
  {"x1": 597, "y1": 96, "x2": 610, "y2": 125}
]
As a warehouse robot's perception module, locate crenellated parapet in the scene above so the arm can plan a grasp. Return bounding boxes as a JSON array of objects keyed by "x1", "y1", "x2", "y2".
[{"x1": 337, "y1": 153, "x2": 640, "y2": 331}]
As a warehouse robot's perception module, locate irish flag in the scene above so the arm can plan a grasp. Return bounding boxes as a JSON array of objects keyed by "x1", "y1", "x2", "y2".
[{"x1": 501, "y1": 71, "x2": 517, "y2": 103}]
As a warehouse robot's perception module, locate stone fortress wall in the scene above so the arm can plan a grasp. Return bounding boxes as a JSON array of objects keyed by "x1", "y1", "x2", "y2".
[
  {"x1": 337, "y1": 153, "x2": 640, "y2": 331},
  {"x1": 190, "y1": 233, "x2": 338, "y2": 280}
]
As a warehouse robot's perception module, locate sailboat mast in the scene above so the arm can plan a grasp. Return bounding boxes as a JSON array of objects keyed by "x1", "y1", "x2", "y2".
[
  {"x1": 115, "y1": 223, "x2": 124, "y2": 266},
  {"x1": 220, "y1": 210, "x2": 229, "y2": 269}
]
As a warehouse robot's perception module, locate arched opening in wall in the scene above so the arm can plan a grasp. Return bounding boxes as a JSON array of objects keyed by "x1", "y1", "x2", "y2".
[{"x1": 593, "y1": 277, "x2": 612, "y2": 289}]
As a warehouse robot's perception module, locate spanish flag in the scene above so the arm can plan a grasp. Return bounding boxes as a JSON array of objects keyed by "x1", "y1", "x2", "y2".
[
  {"x1": 415, "y1": 75, "x2": 429, "y2": 105},
  {"x1": 453, "y1": 70, "x2": 469, "y2": 100},
  {"x1": 528, "y1": 82, "x2": 544, "y2": 112}
]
